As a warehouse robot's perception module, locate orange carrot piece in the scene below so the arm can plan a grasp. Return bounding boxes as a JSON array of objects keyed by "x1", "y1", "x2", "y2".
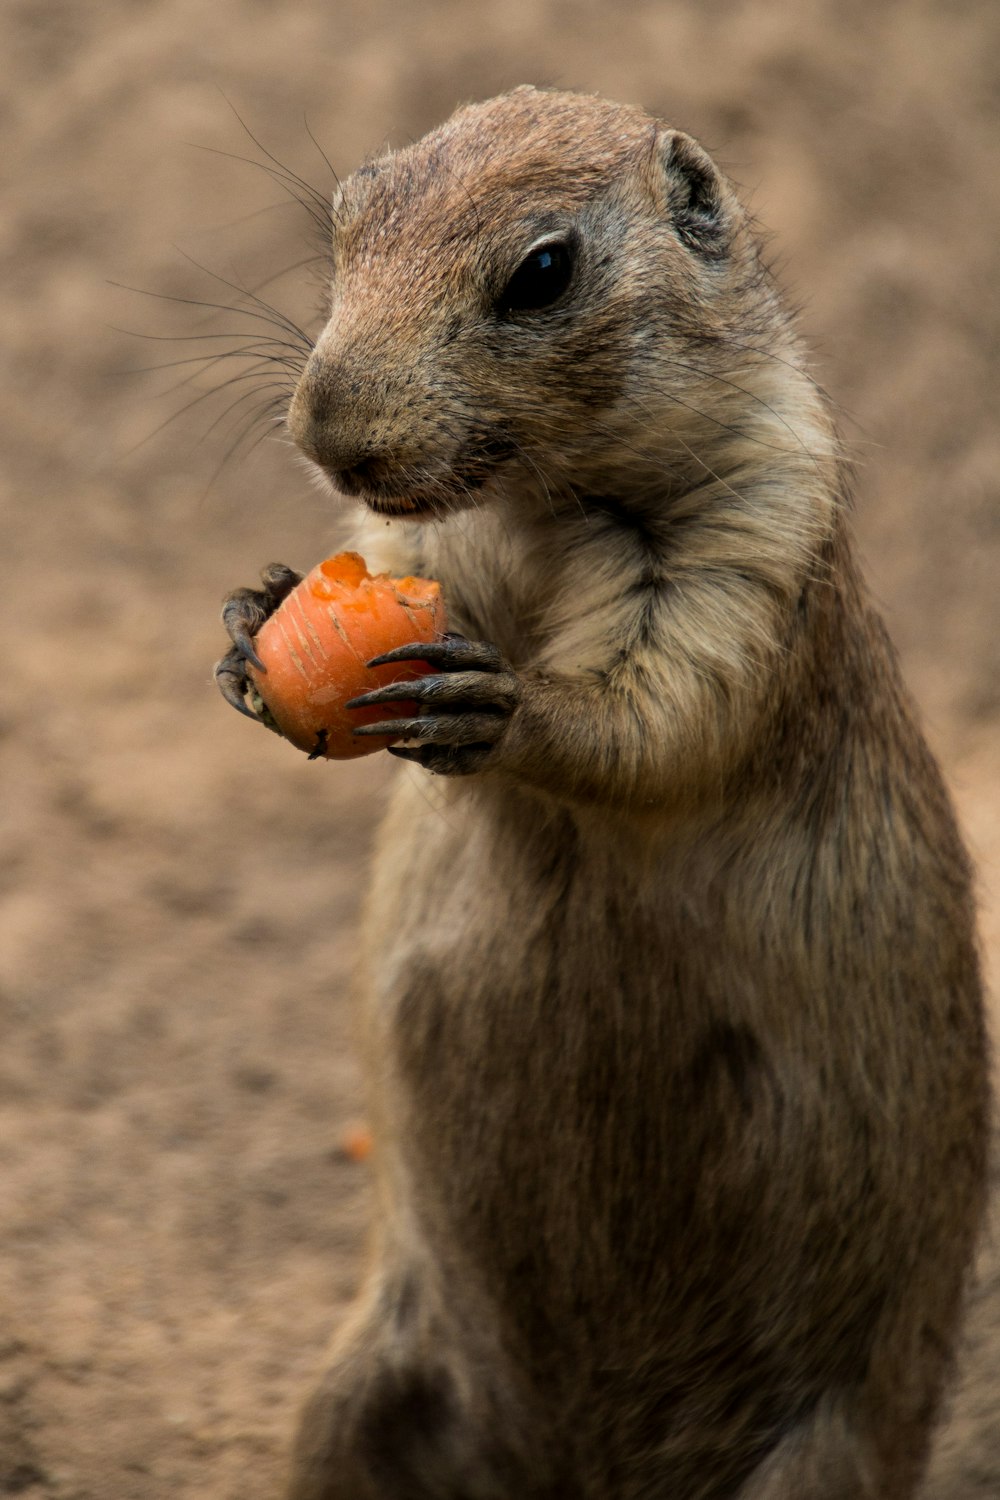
[{"x1": 247, "y1": 553, "x2": 446, "y2": 759}]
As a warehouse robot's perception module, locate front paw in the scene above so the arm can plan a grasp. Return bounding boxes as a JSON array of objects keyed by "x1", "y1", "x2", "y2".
[
  {"x1": 346, "y1": 634, "x2": 521, "y2": 776},
  {"x1": 214, "y1": 563, "x2": 301, "y2": 721}
]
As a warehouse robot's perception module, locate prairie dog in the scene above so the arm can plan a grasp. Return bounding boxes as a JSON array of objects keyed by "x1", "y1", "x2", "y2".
[{"x1": 217, "y1": 87, "x2": 989, "y2": 1499}]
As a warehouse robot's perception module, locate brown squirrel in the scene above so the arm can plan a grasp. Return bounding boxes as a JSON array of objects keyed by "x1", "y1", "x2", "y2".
[{"x1": 216, "y1": 87, "x2": 990, "y2": 1499}]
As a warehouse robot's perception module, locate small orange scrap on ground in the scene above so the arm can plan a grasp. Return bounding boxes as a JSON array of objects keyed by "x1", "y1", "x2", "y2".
[
  {"x1": 247, "y1": 552, "x2": 446, "y2": 759},
  {"x1": 340, "y1": 1124, "x2": 374, "y2": 1164}
]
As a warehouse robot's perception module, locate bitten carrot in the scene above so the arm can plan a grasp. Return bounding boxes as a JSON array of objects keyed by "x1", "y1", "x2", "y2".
[{"x1": 246, "y1": 552, "x2": 446, "y2": 759}]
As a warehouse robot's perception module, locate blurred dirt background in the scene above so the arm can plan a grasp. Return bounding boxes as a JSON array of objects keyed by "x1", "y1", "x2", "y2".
[{"x1": 1, "y1": 0, "x2": 998, "y2": 1495}]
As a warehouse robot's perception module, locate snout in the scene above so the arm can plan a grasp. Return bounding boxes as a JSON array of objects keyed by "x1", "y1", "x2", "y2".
[
  {"x1": 286, "y1": 323, "x2": 503, "y2": 518},
  {"x1": 287, "y1": 352, "x2": 389, "y2": 490}
]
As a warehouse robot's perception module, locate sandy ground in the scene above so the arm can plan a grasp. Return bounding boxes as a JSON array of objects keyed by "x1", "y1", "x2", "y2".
[{"x1": 1, "y1": 0, "x2": 998, "y2": 1494}]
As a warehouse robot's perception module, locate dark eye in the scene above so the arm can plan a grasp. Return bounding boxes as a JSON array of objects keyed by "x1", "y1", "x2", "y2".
[{"x1": 498, "y1": 239, "x2": 574, "y2": 315}]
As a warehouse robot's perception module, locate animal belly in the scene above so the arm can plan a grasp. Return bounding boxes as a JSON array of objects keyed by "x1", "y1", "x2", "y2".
[
  {"x1": 366, "y1": 784, "x2": 772, "y2": 1334},
  {"x1": 359, "y1": 774, "x2": 981, "y2": 1478}
]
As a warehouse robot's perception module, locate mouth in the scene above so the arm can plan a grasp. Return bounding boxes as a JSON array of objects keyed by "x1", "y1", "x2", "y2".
[
  {"x1": 329, "y1": 467, "x2": 498, "y2": 522},
  {"x1": 363, "y1": 492, "x2": 442, "y2": 520},
  {"x1": 312, "y1": 433, "x2": 516, "y2": 521},
  {"x1": 306, "y1": 462, "x2": 441, "y2": 519}
]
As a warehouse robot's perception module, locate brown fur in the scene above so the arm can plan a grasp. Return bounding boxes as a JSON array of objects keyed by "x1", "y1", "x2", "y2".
[{"x1": 266, "y1": 87, "x2": 989, "y2": 1497}]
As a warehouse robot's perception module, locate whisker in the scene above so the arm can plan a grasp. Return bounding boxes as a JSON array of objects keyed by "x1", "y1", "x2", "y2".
[
  {"x1": 251, "y1": 253, "x2": 331, "y2": 296},
  {"x1": 687, "y1": 330, "x2": 824, "y2": 393},
  {"x1": 199, "y1": 381, "x2": 293, "y2": 443},
  {"x1": 302, "y1": 113, "x2": 343, "y2": 207},
  {"x1": 168, "y1": 245, "x2": 314, "y2": 349},
  {"x1": 661, "y1": 354, "x2": 825, "y2": 468},
  {"x1": 508, "y1": 439, "x2": 575, "y2": 524},
  {"x1": 121, "y1": 111, "x2": 340, "y2": 489},
  {"x1": 646, "y1": 384, "x2": 809, "y2": 459},
  {"x1": 220, "y1": 93, "x2": 335, "y2": 221},
  {"x1": 190, "y1": 140, "x2": 333, "y2": 247},
  {"x1": 119, "y1": 345, "x2": 304, "y2": 380},
  {"x1": 108, "y1": 279, "x2": 313, "y2": 347},
  {"x1": 125, "y1": 363, "x2": 291, "y2": 454},
  {"x1": 181, "y1": 359, "x2": 297, "y2": 409},
  {"x1": 113, "y1": 325, "x2": 296, "y2": 347},
  {"x1": 200, "y1": 405, "x2": 287, "y2": 500}
]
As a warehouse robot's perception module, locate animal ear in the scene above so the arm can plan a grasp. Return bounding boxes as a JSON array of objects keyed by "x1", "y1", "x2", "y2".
[{"x1": 651, "y1": 129, "x2": 733, "y2": 259}]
